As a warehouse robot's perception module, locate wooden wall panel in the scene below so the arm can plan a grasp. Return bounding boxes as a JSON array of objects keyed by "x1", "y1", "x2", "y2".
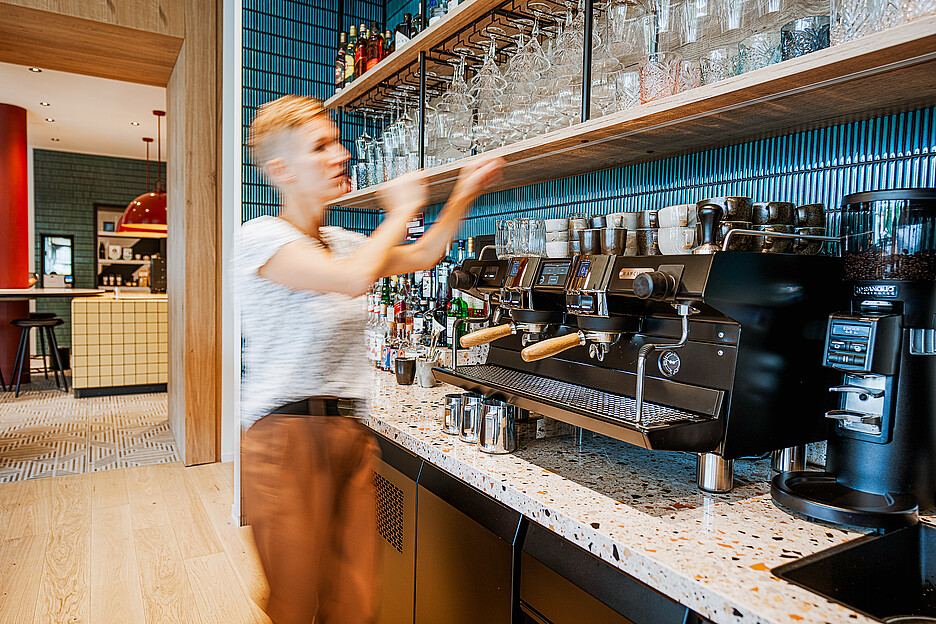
[
  {"x1": 1, "y1": 0, "x2": 221, "y2": 465},
  {"x1": 166, "y1": 0, "x2": 222, "y2": 465},
  {"x1": 0, "y1": 0, "x2": 183, "y2": 36},
  {"x1": 0, "y1": 3, "x2": 182, "y2": 87}
]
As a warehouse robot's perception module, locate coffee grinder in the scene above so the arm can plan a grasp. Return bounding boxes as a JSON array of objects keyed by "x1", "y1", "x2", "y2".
[{"x1": 772, "y1": 189, "x2": 936, "y2": 529}]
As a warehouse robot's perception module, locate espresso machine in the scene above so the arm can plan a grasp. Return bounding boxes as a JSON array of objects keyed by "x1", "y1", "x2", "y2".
[
  {"x1": 439, "y1": 215, "x2": 846, "y2": 492},
  {"x1": 772, "y1": 189, "x2": 936, "y2": 528}
]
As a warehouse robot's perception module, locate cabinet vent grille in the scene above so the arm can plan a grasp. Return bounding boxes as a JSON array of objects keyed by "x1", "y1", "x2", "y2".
[{"x1": 374, "y1": 471, "x2": 404, "y2": 553}]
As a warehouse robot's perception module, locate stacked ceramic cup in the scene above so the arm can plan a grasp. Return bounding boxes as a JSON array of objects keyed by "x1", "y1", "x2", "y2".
[
  {"x1": 695, "y1": 197, "x2": 755, "y2": 251},
  {"x1": 793, "y1": 203, "x2": 826, "y2": 255},
  {"x1": 634, "y1": 209, "x2": 662, "y2": 255},
  {"x1": 657, "y1": 204, "x2": 698, "y2": 254},
  {"x1": 750, "y1": 201, "x2": 796, "y2": 252},
  {"x1": 607, "y1": 212, "x2": 638, "y2": 255},
  {"x1": 545, "y1": 218, "x2": 571, "y2": 257}
]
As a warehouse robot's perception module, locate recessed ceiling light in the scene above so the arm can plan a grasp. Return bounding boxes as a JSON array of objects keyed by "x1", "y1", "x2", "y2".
[
  {"x1": 28, "y1": 67, "x2": 42, "y2": 73},
  {"x1": 131, "y1": 121, "x2": 140, "y2": 126},
  {"x1": 45, "y1": 117, "x2": 55, "y2": 122},
  {"x1": 39, "y1": 101, "x2": 51, "y2": 107},
  {"x1": 51, "y1": 138, "x2": 60, "y2": 142}
]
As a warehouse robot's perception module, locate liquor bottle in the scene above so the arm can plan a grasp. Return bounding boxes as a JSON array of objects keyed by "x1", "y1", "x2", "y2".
[
  {"x1": 428, "y1": 0, "x2": 445, "y2": 25},
  {"x1": 394, "y1": 14, "x2": 413, "y2": 49},
  {"x1": 366, "y1": 24, "x2": 384, "y2": 71},
  {"x1": 335, "y1": 32, "x2": 348, "y2": 90},
  {"x1": 445, "y1": 288, "x2": 468, "y2": 348},
  {"x1": 345, "y1": 26, "x2": 358, "y2": 85},
  {"x1": 98, "y1": 242, "x2": 106, "y2": 259},
  {"x1": 384, "y1": 30, "x2": 395, "y2": 56},
  {"x1": 354, "y1": 23, "x2": 369, "y2": 78}
]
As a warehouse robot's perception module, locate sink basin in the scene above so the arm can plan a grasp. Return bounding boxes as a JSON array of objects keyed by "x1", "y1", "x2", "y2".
[{"x1": 773, "y1": 523, "x2": 936, "y2": 622}]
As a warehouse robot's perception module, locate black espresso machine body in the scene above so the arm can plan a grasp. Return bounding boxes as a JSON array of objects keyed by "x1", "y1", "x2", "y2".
[
  {"x1": 773, "y1": 189, "x2": 936, "y2": 528},
  {"x1": 440, "y1": 252, "x2": 845, "y2": 469}
]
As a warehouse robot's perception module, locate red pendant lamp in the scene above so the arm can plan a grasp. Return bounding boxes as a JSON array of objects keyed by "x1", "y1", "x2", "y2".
[{"x1": 117, "y1": 110, "x2": 167, "y2": 236}]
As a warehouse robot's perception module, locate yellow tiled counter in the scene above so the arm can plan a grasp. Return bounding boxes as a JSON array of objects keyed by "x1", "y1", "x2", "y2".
[{"x1": 71, "y1": 295, "x2": 168, "y2": 397}]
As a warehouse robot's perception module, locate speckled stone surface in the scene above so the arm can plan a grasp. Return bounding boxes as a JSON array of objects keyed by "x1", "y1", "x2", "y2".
[{"x1": 362, "y1": 369, "x2": 882, "y2": 624}]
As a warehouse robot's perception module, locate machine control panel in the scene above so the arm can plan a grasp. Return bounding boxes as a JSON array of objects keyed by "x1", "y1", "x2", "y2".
[{"x1": 823, "y1": 313, "x2": 900, "y2": 375}]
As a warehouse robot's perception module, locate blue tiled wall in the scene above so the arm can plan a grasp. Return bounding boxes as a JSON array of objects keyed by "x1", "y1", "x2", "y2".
[
  {"x1": 241, "y1": 4, "x2": 936, "y2": 239},
  {"x1": 32, "y1": 149, "x2": 149, "y2": 345}
]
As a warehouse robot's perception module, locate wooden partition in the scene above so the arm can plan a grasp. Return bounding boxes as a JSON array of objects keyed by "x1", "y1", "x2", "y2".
[{"x1": 0, "y1": 0, "x2": 222, "y2": 465}]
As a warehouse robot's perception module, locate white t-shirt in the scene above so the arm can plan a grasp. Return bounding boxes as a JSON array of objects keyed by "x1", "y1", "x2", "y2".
[{"x1": 231, "y1": 216, "x2": 371, "y2": 429}]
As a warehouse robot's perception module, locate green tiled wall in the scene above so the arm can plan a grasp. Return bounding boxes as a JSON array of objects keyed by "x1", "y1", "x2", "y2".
[{"x1": 32, "y1": 149, "x2": 149, "y2": 346}]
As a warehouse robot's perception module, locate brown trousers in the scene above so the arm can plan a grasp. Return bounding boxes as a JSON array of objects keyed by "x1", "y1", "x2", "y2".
[{"x1": 242, "y1": 407, "x2": 380, "y2": 624}]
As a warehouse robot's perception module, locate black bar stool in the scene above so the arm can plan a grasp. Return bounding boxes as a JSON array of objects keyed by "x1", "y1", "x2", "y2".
[
  {"x1": 10, "y1": 317, "x2": 68, "y2": 397},
  {"x1": 29, "y1": 311, "x2": 57, "y2": 380}
]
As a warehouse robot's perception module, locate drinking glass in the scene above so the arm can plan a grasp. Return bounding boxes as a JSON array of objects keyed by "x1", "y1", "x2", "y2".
[
  {"x1": 495, "y1": 220, "x2": 513, "y2": 259},
  {"x1": 528, "y1": 219, "x2": 547, "y2": 257},
  {"x1": 677, "y1": 59, "x2": 702, "y2": 93},
  {"x1": 700, "y1": 48, "x2": 737, "y2": 84},
  {"x1": 830, "y1": 0, "x2": 883, "y2": 45},
  {"x1": 780, "y1": 16, "x2": 830, "y2": 60},
  {"x1": 639, "y1": 52, "x2": 682, "y2": 104},
  {"x1": 738, "y1": 32, "x2": 781, "y2": 74}
]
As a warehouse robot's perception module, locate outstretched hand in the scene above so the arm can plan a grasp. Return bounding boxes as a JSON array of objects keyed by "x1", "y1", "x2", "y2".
[
  {"x1": 450, "y1": 156, "x2": 504, "y2": 205},
  {"x1": 377, "y1": 170, "x2": 428, "y2": 221}
]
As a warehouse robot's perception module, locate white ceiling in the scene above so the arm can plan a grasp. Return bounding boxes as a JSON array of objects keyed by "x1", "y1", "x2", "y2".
[{"x1": 0, "y1": 61, "x2": 167, "y2": 160}]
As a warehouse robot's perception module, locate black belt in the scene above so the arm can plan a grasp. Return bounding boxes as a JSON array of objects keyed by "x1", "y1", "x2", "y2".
[{"x1": 271, "y1": 397, "x2": 358, "y2": 417}]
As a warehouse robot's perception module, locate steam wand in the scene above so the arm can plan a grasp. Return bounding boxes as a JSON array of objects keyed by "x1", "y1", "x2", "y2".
[{"x1": 634, "y1": 303, "x2": 696, "y2": 426}]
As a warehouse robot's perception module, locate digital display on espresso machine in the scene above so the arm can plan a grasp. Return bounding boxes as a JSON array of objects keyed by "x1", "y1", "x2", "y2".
[
  {"x1": 537, "y1": 260, "x2": 571, "y2": 287},
  {"x1": 576, "y1": 260, "x2": 591, "y2": 278}
]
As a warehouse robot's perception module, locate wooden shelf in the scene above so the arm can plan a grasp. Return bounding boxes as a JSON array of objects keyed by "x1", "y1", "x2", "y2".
[
  {"x1": 98, "y1": 259, "x2": 150, "y2": 265},
  {"x1": 327, "y1": 17, "x2": 936, "y2": 211},
  {"x1": 325, "y1": 0, "x2": 560, "y2": 111}
]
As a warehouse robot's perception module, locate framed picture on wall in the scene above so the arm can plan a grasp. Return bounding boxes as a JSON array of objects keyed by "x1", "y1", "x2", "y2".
[{"x1": 41, "y1": 233, "x2": 75, "y2": 288}]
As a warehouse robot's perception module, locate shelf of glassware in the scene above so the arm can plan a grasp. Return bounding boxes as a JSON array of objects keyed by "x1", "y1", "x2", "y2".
[
  {"x1": 324, "y1": 0, "x2": 520, "y2": 111},
  {"x1": 326, "y1": 15, "x2": 936, "y2": 211}
]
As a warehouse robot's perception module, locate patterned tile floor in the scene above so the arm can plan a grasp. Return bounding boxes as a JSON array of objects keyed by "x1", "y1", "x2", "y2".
[{"x1": 0, "y1": 359, "x2": 176, "y2": 482}]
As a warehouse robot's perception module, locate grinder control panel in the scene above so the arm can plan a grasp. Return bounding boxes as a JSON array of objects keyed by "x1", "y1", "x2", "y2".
[{"x1": 823, "y1": 313, "x2": 900, "y2": 375}]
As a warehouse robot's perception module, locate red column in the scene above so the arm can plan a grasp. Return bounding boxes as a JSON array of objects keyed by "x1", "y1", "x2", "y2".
[{"x1": 0, "y1": 104, "x2": 30, "y2": 383}]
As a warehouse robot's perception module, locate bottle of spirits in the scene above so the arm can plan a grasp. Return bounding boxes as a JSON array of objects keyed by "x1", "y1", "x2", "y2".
[
  {"x1": 346, "y1": 26, "x2": 358, "y2": 85},
  {"x1": 335, "y1": 31, "x2": 348, "y2": 90},
  {"x1": 354, "y1": 23, "x2": 369, "y2": 78},
  {"x1": 366, "y1": 24, "x2": 383, "y2": 71},
  {"x1": 384, "y1": 30, "x2": 395, "y2": 56},
  {"x1": 428, "y1": 0, "x2": 444, "y2": 25},
  {"x1": 394, "y1": 13, "x2": 413, "y2": 49},
  {"x1": 98, "y1": 242, "x2": 106, "y2": 259}
]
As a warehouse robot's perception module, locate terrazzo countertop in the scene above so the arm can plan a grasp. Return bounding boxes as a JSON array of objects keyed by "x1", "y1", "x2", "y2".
[{"x1": 362, "y1": 369, "x2": 879, "y2": 624}]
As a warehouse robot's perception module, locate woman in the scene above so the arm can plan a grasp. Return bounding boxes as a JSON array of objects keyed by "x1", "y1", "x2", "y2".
[{"x1": 231, "y1": 95, "x2": 501, "y2": 624}]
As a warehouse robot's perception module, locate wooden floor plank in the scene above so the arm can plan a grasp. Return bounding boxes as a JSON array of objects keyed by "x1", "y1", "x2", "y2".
[
  {"x1": 126, "y1": 464, "x2": 171, "y2": 530},
  {"x1": 185, "y1": 552, "x2": 271, "y2": 624},
  {"x1": 0, "y1": 535, "x2": 45, "y2": 624},
  {"x1": 185, "y1": 463, "x2": 269, "y2": 608},
  {"x1": 91, "y1": 468, "x2": 129, "y2": 509},
  {"x1": 0, "y1": 482, "x2": 24, "y2": 542},
  {"x1": 35, "y1": 473, "x2": 91, "y2": 624},
  {"x1": 90, "y1": 505, "x2": 145, "y2": 624},
  {"x1": 133, "y1": 524, "x2": 201, "y2": 624},
  {"x1": 4, "y1": 479, "x2": 51, "y2": 541},
  {"x1": 156, "y1": 463, "x2": 222, "y2": 559}
]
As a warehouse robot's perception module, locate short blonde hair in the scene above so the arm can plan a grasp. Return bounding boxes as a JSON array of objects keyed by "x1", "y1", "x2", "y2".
[{"x1": 249, "y1": 95, "x2": 326, "y2": 167}]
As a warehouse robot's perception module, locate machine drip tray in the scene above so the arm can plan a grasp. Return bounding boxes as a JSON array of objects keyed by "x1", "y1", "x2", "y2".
[
  {"x1": 773, "y1": 523, "x2": 936, "y2": 622},
  {"x1": 772, "y1": 472, "x2": 919, "y2": 530}
]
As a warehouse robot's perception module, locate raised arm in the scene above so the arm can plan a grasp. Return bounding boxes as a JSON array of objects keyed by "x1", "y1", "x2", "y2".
[
  {"x1": 258, "y1": 178, "x2": 424, "y2": 297},
  {"x1": 378, "y1": 156, "x2": 503, "y2": 277}
]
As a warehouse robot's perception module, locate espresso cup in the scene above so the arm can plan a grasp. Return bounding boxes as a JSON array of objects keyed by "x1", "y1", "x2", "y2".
[
  {"x1": 416, "y1": 359, "x2": 438, "y2": 387},
  {"x1": 752, "y1": 202, "x2": 795, "y2": 226},
  {"x1": 794, "y1": 226, "x2": 826, "y2": 255},
  {"x1": 636, "y1": 228, "x2": 661, "y2": 255},
  {"x1": 624, "y1": 231, "x2": 639, "y2": 256},
  {"x1": 658, "y1": 226, "x2": 696, "y2": 255},
  {"x1": 620, "y1": 212, "x2": 639, "y2": 229},
  {"x1": 600, "y1": 227, "x2": 628, "y2": 255},
  {"x1": 750, "y1": 224, "x2": 794, "y2": 253},
  {"x1": 395, "y1": 357, "x2": 417, "y2": 385},
  {"x1": 795, "y1": 203, "x2": 825, "y2": 227},
  {"x1": 570, "y1": 217, "x2": 590, "y2": 231},
  {"x1": 658, "y1": 203, "x2": 697, "y2": 228},
  {"x1": 590, "y1": 215, "x2": 607, "y2": 229},
  {"x1": 637, "y1": 209, "x2": 659, "y2": 229},
  {"x1": 578, "y1": 228, "x2": 602, "y2": 255},
  {"x1": 697, "y1": 197, "x2": 753, "y2": 222}
]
